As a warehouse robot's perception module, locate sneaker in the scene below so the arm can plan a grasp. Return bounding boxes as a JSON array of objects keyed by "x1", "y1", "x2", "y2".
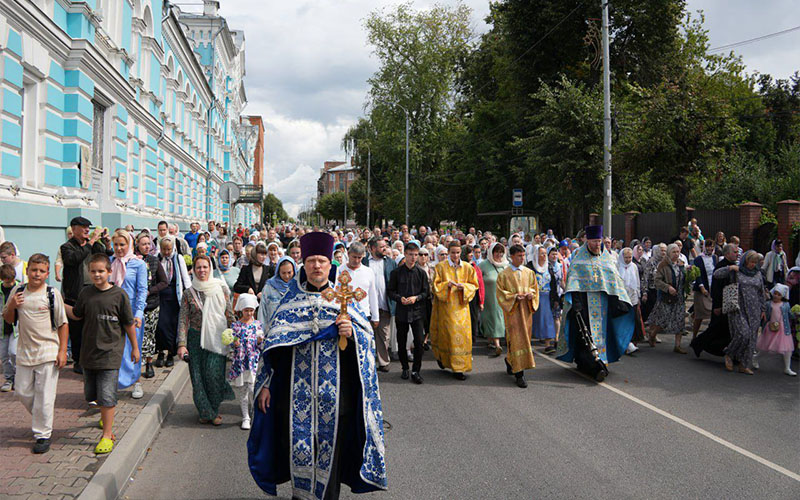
[
  {"x1": 1, "y1": 381, "x2": 13, "y2": 392},
  {"x1": 241, "y1": 418, "x2": 251, "y2": 430},
  {"x1": 131, "y1": 383, "x2": 144, "y2": 399},
  {"x1": 33, "y1": 438, "x2": 50, "y2": 454},
  {"x1": 785, "y1": 368, "x2": 797, "y2": 377}
]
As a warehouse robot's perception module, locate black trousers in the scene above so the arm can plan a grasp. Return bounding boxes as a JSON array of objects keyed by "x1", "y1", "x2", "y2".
[
  {"x1": 67, "y1": 303, "x2": 83, "y2": 366},
  {"x1": 396, "y1": 318, "x2": 425, "y2": 373}
]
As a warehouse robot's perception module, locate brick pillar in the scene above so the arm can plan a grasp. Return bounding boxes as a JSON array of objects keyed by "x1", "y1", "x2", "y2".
[
  {"x1": 777, "y1": 200, "x2": 800, "y2": 263},
  {"x1": 589, "y1": 213, "x2": 600, "y2": 227},
  {"x1": 738, "y1": 202, "x2": 762, "y2": 252},
  {"x1": 624, "y1": 211, "x2": 639, "y2": 244}
]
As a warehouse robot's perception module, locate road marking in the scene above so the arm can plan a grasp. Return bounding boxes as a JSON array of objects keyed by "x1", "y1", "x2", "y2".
[{"x1": 536, "y1": 352, "x2": 800, "y2": 483}]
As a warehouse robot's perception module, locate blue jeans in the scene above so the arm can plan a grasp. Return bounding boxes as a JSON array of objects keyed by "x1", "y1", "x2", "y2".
[{"x1": 0, "y1": 334, "x2": 17, "y2": 383}]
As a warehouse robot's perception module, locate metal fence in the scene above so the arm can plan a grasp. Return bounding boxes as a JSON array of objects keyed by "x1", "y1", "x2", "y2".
[{"x1": 610, "y1": 208, "x2": 741, "y2": 245}]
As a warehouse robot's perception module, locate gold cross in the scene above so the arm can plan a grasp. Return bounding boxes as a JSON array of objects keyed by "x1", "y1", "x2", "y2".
[{"x1": 321, "y1": 272, "x2": 367, "y2": 350}]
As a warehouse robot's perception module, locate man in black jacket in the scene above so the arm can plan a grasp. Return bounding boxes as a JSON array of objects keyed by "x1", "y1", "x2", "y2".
[
  {"x1": 387, "y1": 241, "x2": 429, "y2": 384},
  {"x1": 691, "y1": 243, "x2": 738, "y2": 357},
  {"x1": 60, "y1": 217, "x2": 111, "y2": 373}
]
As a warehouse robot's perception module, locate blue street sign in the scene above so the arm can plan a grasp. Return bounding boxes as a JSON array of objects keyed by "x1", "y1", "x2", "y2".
[{"x1": 512, "y1": 189, "x2": 523, "y2": 207}]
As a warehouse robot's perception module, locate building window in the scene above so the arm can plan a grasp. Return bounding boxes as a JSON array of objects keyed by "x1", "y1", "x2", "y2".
[
  {"x1": 91, "y1": 100, "x2": 107, "y2": 194},
  {"x1": 339, "y1": 175, "x2": 344, "y2": 192},
  {"x1": 348, "y1": 172, "x2": 354, "y2": 181},
  {"x1": 21, "y1": 78, "x2": 40, "y2": 187}
]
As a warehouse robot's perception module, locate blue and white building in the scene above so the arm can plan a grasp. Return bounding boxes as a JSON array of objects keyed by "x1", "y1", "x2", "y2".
[{"x1": 0, "y1": 0, "x2": 259, "y2": 270}]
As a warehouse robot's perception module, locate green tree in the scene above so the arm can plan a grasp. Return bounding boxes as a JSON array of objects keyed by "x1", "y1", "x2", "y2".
[
  {"x1": 261, "y1": 192, "x2": 290, "y2": 224},
  {"x1": 343, "y1": 1, "x2": 473, "y2": 226},
  {"x1": 316, "y1": 192, "x2": 351, "y2": 226},
  {"x1": 615, "y1": 13, "x2": 746, "y2": 231}
]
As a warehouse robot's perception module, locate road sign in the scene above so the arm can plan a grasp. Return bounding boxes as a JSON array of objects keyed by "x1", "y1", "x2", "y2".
[
  {"x1": 237, "y1": 184, "x2": 263, "y2": 203},
  {"x1": 219, "y1": 182, "x2": 240, "y2": 204},
  {"x1": 512, "y1": 188, "x2": 523, "y2": 208}
]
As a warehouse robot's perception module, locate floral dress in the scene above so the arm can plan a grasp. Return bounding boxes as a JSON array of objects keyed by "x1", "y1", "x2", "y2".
[
  {"x1": 648, "y1": 263, "x2": 686, "y2": 335},
  {"x1": 228, "y1": 320, "x2": 263, "y2": 387},
  {"x1": 716, "y1": 268, "x2": 768, "y2": 369}
]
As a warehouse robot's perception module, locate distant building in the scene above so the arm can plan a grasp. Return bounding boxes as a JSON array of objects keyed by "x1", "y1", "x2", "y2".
[{"x1": 317, "y1": 160, "x2": 357, "y2": 199}]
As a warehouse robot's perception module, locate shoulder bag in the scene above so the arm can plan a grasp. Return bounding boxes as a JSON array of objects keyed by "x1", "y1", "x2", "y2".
[{"x1": 721, "y1": 271, "x2": 739, "y2": 315}]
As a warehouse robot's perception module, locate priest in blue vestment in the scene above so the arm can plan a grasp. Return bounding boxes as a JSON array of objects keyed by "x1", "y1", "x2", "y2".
[
  {"x1": 556, "y1": 225, "x2": 635, "y2": 382},
  {"x1": 248, "y1": 232, "x2": 387, "y2": 500}
]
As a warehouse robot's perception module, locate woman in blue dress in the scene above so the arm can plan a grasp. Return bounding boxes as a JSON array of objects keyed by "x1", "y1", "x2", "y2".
[
  {"x1": 110, "y1": 230, "x2": 148, "y2": 399},
  {"x1": 529, "y1": 245, "x2": 556, "y2": 348}
]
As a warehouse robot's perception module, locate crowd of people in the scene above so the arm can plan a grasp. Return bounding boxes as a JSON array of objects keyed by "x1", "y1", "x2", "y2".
[{"x1": 0, "y1": 216, "x2": 798, "y2": 473}]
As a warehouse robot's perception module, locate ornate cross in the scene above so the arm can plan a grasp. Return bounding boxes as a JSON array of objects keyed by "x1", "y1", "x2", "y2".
[{"x1": 321, "y1": 272, "x2": 367, "y2": 350}]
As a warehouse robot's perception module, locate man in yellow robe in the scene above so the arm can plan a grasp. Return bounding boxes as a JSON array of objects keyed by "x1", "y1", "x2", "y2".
[
  {"x1": 431, "y1": 240, "x2": 479, "y2": 380},
  {"x1": 496, "y1": 244, "x2": 539, "y2": 388}
]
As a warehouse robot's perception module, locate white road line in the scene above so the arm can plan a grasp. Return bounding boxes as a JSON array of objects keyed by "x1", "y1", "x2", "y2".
[{"x1": 536, "y1": 352, "x2": 800, "y2": 483}]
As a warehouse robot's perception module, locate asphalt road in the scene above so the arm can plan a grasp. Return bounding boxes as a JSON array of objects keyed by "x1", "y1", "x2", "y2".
[{"x1": 123, "y1": 340, "x2": 799, "y2": 500}]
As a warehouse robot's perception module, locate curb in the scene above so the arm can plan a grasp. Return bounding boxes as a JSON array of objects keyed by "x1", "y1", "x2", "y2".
[{"x1": 77, "y1": 362, "x2": 190, "y2": 500}]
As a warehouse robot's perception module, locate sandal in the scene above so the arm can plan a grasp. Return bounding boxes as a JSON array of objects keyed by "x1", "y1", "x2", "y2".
[
  {"x1": 738, "y1": 366, "x2": 754, "y2": 375},
  {"x1": 198, "y1": 418, "x2": 210, "y2": 424},
  {"x1": 724, "y1": 356, "x2": 733, "y2": 372},
  {"x1": 94, "y1": 437, "x2": 114, "y2": 455},
  {"x1": 211, "y1": 416, "x2": 223, "y2": 426}
]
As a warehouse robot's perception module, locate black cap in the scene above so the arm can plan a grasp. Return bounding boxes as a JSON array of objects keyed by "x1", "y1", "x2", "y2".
[{"x1": 70, "y1": 216, "x2": 92, "y2": 227}]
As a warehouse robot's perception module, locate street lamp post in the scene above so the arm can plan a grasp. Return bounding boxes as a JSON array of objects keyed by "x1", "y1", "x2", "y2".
[{"x1": 366, "y1": 145, "x2": 371, "y2": 229}]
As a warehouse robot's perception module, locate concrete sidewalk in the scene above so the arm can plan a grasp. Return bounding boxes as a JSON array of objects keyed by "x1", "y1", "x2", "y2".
[{"x1": 0, "y1": 360, "x2": 187, "y2": 499}]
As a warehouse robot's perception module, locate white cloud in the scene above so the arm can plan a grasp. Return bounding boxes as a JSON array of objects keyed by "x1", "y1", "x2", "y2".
[{"x1": 208, "y1": 0, "x2": 796, "y2": 217}]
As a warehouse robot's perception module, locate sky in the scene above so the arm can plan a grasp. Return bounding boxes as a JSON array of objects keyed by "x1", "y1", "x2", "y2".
[{"x1": 204, "y1": 0, "x2": 799, "y2": 218}]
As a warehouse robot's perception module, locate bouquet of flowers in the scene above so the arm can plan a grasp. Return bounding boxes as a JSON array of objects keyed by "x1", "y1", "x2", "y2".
[
  {"x1": 221, "y1": 328, "x2": 235, "y2": 346},
  {"x1": 685, "y1": 265, "x2": 701, "y2": 295},
  {"x1": 791, "y1": 304, "x2": 800, "y2": 343}
]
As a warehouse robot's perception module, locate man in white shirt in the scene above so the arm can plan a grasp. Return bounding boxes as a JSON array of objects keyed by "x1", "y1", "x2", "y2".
[
  {"x1": 364, "y1": 237, "x2": 397, "y2": 372},
  {"x1": 337, "y1": 242, "x2": 379, "y2": 326}
]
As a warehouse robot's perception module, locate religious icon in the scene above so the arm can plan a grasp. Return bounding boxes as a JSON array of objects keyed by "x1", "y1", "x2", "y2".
[{"x1": 321, "y1": 272, "x2": 367, "y2": 350}]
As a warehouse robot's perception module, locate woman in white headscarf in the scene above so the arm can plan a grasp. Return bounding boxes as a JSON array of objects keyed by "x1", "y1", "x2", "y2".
[
  {"x1": 176, "y1": 255, "x2": 235, "y2": 426},
  {"x1": 479, "y1": 242, "x2": 508, "y2": 356},
  {"x1": 530, "y1": 245, "x2": 557, "y2": 348}
]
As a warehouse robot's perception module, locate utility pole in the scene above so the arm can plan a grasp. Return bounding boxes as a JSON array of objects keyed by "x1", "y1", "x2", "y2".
[
  {"x1": 601, "y1": 0, "x2": 612, "y2": 237},
  {"x1": 404, "y1": 109, "x2": 409, "y2": 227},
  {"x1": 366, "y1": 145, "x2": 371, "y2": 229}
]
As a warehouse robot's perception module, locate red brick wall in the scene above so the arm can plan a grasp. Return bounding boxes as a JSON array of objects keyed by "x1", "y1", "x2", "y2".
[
  {"x1": 738, "y1": 202, "x2": 762, "y2": 251},
  {"x1": 777, "y1": 200, "x2": 800, "y2": 263}
]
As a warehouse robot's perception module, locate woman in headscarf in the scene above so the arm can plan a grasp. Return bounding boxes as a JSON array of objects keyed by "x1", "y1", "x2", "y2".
[
  {"x1": 545, "y1": 247, "x2": 564, "y2": 355},
  {"x1": 647, "y1": 243, "x2": 687, "y2": 353},
  {"x1": 110, "y1": 230, "x2": 149, "y2": 399},
  {"x1": 762, "y1": 239, "x2": 789, "y2": 288},
  {"x1": 215, "y1": 249, "x2": 240, "y2": 292},
  {"x1": 618, "y1": 247, "x2": 645, "y2": 354},
  {"x1": 529, "y1": 245, "x2": 557, "y2": 349},
  {"x1": 479, "y1": 243, "x2": 508, "y2": 356},
  {"x1": 640, "y1": 237, "x2": 653, "y2": 261},
  {"x1": 715, "y1": 250, "x2": 769, "y2": 374},
  {"x1": 176, "y1": 255, "x2": 235, "y2": 425},
  {"x1": 155, "y1": 237, "x2": 190, "y2": 368},
  {"x1": 257, "y1": 256, "x2": 297, "y2": 328},
  {"x1": 135, "y1": 232, "x2": 168, "y2": 379},
  {"x1": 641, "y1": 243, "x2": 666, "y2": 326}
]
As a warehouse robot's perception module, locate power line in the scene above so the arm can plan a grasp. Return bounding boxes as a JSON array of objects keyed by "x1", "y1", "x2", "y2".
[{"x1": 709, "y1": 24, "x2": 800, "y2": 52}]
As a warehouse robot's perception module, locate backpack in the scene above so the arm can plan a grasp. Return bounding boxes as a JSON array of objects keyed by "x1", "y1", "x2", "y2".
[{"x1": 13, "y1": 284, "x2": 57, "y2": 331}]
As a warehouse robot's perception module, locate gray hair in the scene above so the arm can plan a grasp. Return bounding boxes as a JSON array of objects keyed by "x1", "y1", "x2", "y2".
[
  {"x1": 722, "y1": 243, "x2": 737, "y2": 257},
  {"x1": 348, "y1": 241, "x2": 366, "y2": 256}
]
